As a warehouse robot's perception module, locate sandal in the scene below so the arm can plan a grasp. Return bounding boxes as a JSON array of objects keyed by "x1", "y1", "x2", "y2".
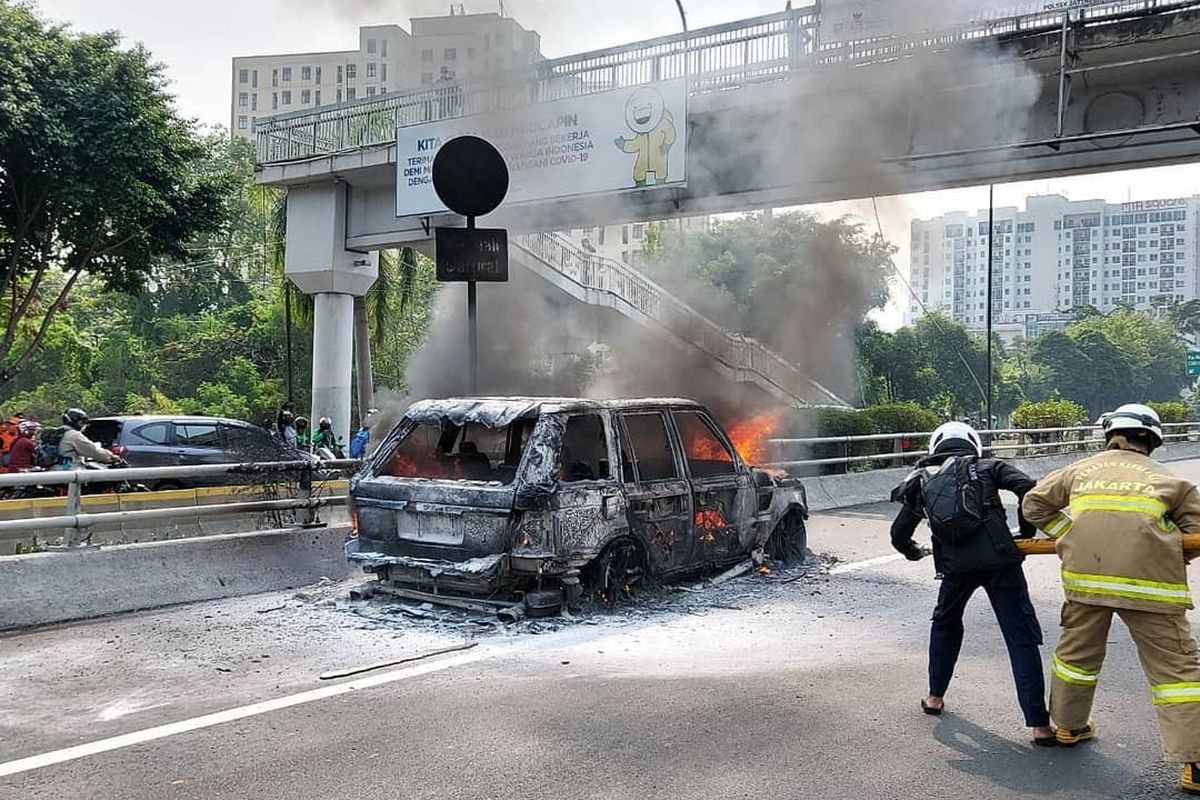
[
  {"x1": 1033, "y1": 736, "x2": 1058, "y2": 748},
  {"x1": 921, "y1": 698, "x2": 944, "y2": 716}
]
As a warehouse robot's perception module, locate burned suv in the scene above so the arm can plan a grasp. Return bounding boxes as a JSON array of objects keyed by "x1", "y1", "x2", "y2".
[{"x1": 348, "y1": 398, "x2": 808, "y2": 612}]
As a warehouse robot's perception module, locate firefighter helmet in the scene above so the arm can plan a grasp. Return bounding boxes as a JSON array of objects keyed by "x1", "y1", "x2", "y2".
[{"x1": 1102, "y1": 403, "x2": 1163, "y2": 448}]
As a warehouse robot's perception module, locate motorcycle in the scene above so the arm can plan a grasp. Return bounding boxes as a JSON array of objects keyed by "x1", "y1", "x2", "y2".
[{"x1": 81, "y1": 447, "x2": 149, "y2": 494}]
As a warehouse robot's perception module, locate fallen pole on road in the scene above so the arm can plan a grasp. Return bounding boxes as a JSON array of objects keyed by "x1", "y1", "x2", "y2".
[
  {"x1": 1017, "y1": 534, "x2": 1200, "y2": 556},
  {"x1": 318, "y1": 641, "x2": 479, "y2": 681}
]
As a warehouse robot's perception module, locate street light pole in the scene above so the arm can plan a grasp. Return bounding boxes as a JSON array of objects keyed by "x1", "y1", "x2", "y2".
[
  {"x1": 986, "y1": 184, "x2": 995, "y2": 430},
  {"x1": 674, "y1": 0, "x2": 688, "y2": 32}
]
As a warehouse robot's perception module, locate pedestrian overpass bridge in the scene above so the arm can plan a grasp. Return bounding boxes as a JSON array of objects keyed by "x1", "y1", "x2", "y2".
[
  {"x1": 255, "y1": 0, "x2": 1200, "y2": 432},
  {"x1": 258, "y1": 0, "x2": 1200, "y2": 246}
]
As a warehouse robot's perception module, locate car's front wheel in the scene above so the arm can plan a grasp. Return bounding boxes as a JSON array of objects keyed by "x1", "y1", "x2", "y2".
[
  {"x1": 765, "y1": 509, "x2": 808, "y2": 566},
  {"x1": 586, "y1": 538, "x2": 646, "y2": 608}
]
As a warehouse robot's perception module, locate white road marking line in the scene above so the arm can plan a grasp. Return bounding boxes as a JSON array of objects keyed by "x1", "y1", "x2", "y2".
[
  {"x1": 0, "y1": 649, "x2": 489, "y2": 779},
  {"x1": 828, "y1": 553, "x2": 905, "y2": 574}
]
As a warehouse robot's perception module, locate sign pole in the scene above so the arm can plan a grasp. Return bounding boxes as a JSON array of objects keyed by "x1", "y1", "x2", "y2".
[{"x1": 467, "y1": 214, "x2": 479, "y2": 395}]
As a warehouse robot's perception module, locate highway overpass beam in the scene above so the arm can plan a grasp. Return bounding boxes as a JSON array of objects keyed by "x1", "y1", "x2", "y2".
[{"x1": 283, "y1": 183, "x2": 378, "y2": 444}]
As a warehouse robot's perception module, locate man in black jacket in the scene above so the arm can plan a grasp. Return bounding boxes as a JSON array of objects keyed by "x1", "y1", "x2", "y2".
[{"x1": 891, "y1": 421, "x2": 1054, "y2": 745}]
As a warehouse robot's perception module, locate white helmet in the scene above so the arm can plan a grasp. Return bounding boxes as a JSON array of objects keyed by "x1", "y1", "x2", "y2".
[
  {"x1": 1102, "y1": 403, "x2": 1163, "y2": 447},
  {"x1": 929, "y1": 421, "x2": 983, "y2": 457}
]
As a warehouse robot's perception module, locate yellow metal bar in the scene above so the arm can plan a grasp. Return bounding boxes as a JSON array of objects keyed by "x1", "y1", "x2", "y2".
[{"x1": 1017, "y1": 535, "x2": 1200, "y2": 555}]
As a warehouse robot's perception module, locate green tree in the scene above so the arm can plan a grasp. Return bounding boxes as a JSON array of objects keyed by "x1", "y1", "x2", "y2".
[{"x1": 0, "y1": 2, "x2": 225, "y2": 386}]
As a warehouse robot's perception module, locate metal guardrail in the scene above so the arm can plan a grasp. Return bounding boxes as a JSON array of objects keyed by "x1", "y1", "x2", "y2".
[
  {"x1": 765, "y1": 422, "x2": 1200, "y2": 471},
  {"x1": 0, "y1": 459, "x2": 359, "y2": 547},
  {"x1": 512, "y1": 231, "x2": 847, "y2": 407},
  {"x1": 255, "y1": 0, "x2": 1200, "y2": 164}
]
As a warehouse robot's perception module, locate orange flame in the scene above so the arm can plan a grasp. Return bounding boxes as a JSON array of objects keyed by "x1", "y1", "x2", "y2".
[{"x1": 726, "y1": 411, "x2": 783, "y2": 465}]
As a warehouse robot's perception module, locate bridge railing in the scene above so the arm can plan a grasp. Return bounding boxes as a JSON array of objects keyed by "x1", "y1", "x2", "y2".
[
  {"x1": 512, "y1": 231, "x2": 846, "y2": 406},
  {"x1": 0, "y1": 459, "x2": 358, "y2": 548},
  {"x1": 766, "y1": 422, "x2": 1200, "y2": 472},
  {"x1": 256, "y1": 0, "x2": 1200, "y2": 165}
]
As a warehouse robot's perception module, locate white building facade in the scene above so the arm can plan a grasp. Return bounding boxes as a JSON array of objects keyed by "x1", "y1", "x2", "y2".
[
  {"x1": 908, "y1": 194, "x2": 1200, "y2": 333},
  {"x1": 230, "y1": 13, "x2": 540, "y2": 138}
]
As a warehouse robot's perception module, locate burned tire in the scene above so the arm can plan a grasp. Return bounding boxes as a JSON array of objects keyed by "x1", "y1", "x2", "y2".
[
  {"x1": 586, "y1": 538, "x2": 646, "y2": 608},
  {"x1": 765, "y1": 510, "x2": 808, "y2": 566}
]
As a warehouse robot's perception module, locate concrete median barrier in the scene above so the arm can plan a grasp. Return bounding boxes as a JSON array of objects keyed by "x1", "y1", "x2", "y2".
[{"x1": 0, "y1": 526, "x2": 353, "y2": 631}]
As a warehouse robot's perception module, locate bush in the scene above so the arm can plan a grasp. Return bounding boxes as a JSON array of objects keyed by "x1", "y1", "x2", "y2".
[
  {"x1": 1148, "y1": 401, "x2": 1190, "y2": 424},
  {"x1": 1012, "y1": 399, "x2": 1088, "y2": 430},
  {"x1": 863, "y1": 402, "x2": 940, "y2": 451}
]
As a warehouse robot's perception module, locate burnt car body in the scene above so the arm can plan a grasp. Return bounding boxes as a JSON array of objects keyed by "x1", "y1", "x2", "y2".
[{"x1": 347, "y1": 398, "x2": 807, "y2": 605}]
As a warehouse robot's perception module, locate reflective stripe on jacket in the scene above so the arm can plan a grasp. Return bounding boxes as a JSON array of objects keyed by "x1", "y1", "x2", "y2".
[{"x1": 1022, "y1": 449, "x2": 1200, "y2": 614}]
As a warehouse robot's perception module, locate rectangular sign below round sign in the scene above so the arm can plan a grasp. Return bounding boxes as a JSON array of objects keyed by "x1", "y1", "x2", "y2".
[{"x1": 435, "y1": 227, "x2": 509, "y2": 283}]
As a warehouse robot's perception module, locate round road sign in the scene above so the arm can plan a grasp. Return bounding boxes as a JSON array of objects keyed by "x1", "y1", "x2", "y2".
[{"x1": 432, "y1": 136, "x2": 510, "y2": 218}]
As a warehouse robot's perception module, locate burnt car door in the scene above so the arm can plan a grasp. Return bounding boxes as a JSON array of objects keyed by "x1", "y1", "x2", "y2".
[
  {"x1": 671, "y1": 408, "x2": 757, "y2": 565},
  {"x1": 546, "y1": 412, "x2": 625, "y2": 560},
  {"x1": 616, "y1": 410, "x2": 693, "y2": 574}
]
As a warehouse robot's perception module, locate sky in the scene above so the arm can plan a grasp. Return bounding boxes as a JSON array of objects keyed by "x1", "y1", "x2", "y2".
[{"x1": 29, "y1": 0, "x2": 1200, "y2": 328}]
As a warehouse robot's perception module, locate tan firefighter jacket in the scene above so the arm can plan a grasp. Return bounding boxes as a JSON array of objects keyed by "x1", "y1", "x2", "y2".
[{"x1": 1023, "y1": 449, "x2": 1200, "y2": 614}]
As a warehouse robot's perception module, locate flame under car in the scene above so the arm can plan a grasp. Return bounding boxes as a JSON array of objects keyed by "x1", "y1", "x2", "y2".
[{"x1": 347, "y1": 398, "x2": 808, "y2": 611}]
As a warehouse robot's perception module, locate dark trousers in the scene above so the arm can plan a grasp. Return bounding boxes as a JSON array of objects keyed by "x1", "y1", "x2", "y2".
[{"x1": 928, "y1": 564, "x2": 1050, "y2": 727}]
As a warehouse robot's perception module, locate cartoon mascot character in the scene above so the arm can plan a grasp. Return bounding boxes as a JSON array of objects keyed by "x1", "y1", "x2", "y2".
[{"x1": 614, "y1": 86, "x2": 675, "y2": 187}]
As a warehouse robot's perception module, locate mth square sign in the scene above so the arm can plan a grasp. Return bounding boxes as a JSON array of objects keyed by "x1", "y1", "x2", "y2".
[
  {"x1": 435, "y1": 227, "x2": 509, "y2": 283},
  {"x1": 1188, "y1": 349, "x2": 1200, "y2": 377}
]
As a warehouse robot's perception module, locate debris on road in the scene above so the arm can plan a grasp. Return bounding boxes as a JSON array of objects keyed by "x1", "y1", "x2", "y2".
[{"x1": 318, "y1": 641, "x2": 480, "y2": 681}]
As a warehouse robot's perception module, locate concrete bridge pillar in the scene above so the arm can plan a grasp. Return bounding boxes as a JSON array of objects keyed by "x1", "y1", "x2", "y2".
[{"x1": 283, "y1": 183, "x2": 378, "y2": 446}]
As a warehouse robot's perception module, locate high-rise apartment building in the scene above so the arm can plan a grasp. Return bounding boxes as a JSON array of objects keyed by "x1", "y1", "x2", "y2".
[
  {"x1": 907, "y1": 194, "x2": 1200, "y2": 333},
  {"x1": 230, "y1": 12, "x2": 541, "y2": 139}
]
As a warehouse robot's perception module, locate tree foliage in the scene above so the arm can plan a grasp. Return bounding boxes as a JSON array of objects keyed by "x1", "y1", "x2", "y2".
[{"x1": 0, "y1": 2, "x2": 226, "y2": 385}]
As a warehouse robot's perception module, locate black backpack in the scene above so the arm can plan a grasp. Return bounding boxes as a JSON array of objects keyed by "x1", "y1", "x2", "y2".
[
  {"x1": 921, "y1": 456, "x2": 986, "y2": 545},
  {"x1": 34, "y1": 426, "x2": 67, "y2": 468}
]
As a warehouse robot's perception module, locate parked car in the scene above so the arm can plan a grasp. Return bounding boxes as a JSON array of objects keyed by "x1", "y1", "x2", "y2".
[
  {"x1": 86, "y1": 416, "x2": 308, "y2": 490},
  {"x1": 348, "y1": 398, "x2": 808, "y2": 610}
]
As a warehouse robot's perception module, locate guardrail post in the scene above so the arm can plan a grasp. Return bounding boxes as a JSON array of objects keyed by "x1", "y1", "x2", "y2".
[
  {"x1": 63, "y1": 478, "x2": 82, "y2": 547},
  {"x1": 298, "y1": 465, "x2": 319, "y2": 528}
]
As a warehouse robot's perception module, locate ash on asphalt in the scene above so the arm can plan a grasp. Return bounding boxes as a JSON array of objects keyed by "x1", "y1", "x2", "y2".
[{"x1": 306, "y1": 554, "x2": 839, "y2": 640}]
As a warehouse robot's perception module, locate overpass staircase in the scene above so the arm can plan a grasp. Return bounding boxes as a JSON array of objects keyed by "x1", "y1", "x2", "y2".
[{"x1": 510, "y1": 231, "x2": 849, "y2": 407}]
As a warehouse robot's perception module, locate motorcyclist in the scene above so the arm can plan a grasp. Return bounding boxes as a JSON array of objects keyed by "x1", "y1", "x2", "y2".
[
  {"x1": 58, "y1": 408, "x2": 118, "y2": 468},
  {"x1": 312, "y1": 416, "x2": 344, "y2": 459},
  {"x1": 294, "y1": 416, "x2": 312, "y2": 452},
  {"x1": 7, "y1": 420, "x2": 39, "y2": 471}
]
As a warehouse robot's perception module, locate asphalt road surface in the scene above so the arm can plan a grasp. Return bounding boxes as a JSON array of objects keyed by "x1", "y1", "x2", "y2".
[{"x1": 3, "y1": 462, "x2": 1200, "y2": 799}]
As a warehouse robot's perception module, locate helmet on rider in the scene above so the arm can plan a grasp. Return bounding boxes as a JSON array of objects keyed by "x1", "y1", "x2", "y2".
[
  {"x1": 62, "y1": 408, "x2": 89, "y2": 431},
  {"x1": 318, "y1": 416, "x2": 333, "y2": 430},
  {"x1": 929, "y1": 421, "x2": 983, "y2": 457},
  {"x1": 1102, "y1": 403, "x2": 1163, "y2": 451},
  {"x1": 17, "y1": 420, "x2": 38, "y2": 437}
]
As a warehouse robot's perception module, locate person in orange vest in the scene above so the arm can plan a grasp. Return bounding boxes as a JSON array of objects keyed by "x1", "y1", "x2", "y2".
[
  {"x1": 0, "y1": 413, "x2": 25, "y2": 467},
  {"x1": 1024, "y1": 404, "x2": 1200, "y2": 795}
]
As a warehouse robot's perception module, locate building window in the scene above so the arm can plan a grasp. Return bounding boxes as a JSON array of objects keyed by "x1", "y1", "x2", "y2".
[
  {"x1": 315, "y1": 66, "x2": 322, "y2": 84},
  {"x1": 367, "y1": 38, "x2": 377, "y2": 54},
  {"x1": 282, "y1": 67, "x2": 292, "y2": 82},
  {"x1": 282, "y1": 90, "x2": 292, "y2": 105},
  {"x1": 237, "y1": 115, "x2": 248, "y2": 129},
  {"x1": 252, "y1": 69, "x2": 258, "y2": 88},
  {"x1": 381, "y1": 39, "x2": 388, "y2": 57},
  {"x1": 347, "y1": 87, "x2": 356, "y2": 100},
  {"x1": 314, "y1": 90, "x2": 321, "y2": 105},
  {"x1": 381, "y1": 63, "x2": 387, "y2": 81},
  {"x1": 272, "y1": 68, "x2": 278, "y2": 87},
  {"x1": 444, "y1": 47, "x2": 457, "y2": 60},
  {"x1": 336, "y1": 89, "x2": 342, "y2": 102},
  {"x1": 272, "y1": 92, "x2": 278, "y2": 110},
  {"x1": 302, "y1": 89, "x2": 311, "y2": 104},
  {"x1": 337, "y1": 65, "x2": 343, "y2": 83},
  {"x1": 422, "y1": 48, "x2": 434, "y2": 61},
  {"x1": 346, "y1": 63, "x2": 357, "y2": 79},
  {"x1": 379, "y1": 87, "x2": 387, "y2": 95},
  {"x1": 238, "y1": 92, "x2": 248, "y2": 108},
  {"x1": 238, "y1": 69, "x2": 249, "y2": 83},
  {"x1": 367, "y1": 62, "x2": 377, "y2": 78},
  {"x1": 251, "y1": 94, "x2": 257, "y2": 111},
  {"x1": 366, "y1": 86, "x2": 376, "y2": 97},
  {"x1": 301, "y1": 66, "x2": 312, "y2": 81}
]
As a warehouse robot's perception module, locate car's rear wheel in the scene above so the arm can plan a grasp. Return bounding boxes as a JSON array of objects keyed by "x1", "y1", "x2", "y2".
[
  {"x1": 765, "y1": 509, "x2": 808, "y2": 566},
  {"x1": 586, "y1": 538, "x2": 646, "y2": 608}
]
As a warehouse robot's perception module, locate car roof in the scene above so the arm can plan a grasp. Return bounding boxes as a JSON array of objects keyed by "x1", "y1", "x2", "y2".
[
  {"x1": 89, "y1": 415, "x2": 247, "y2": 425},
  {"x1": 404, "y1": 397, "x2": 707, "y2": 428}
]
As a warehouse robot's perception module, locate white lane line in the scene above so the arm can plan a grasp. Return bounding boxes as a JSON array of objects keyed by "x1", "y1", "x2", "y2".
[
  {"x1": 828, "y1": 553, "x2": 905, "y2": 574},
  {"x1": 0, "y1": 649, "x2": 490, "y2": 779}
]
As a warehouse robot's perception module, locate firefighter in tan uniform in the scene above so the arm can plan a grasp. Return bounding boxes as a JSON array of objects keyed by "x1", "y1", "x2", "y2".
[{"x1": 1023, "y1": 404, "x2": 1200, "y2": 795}]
